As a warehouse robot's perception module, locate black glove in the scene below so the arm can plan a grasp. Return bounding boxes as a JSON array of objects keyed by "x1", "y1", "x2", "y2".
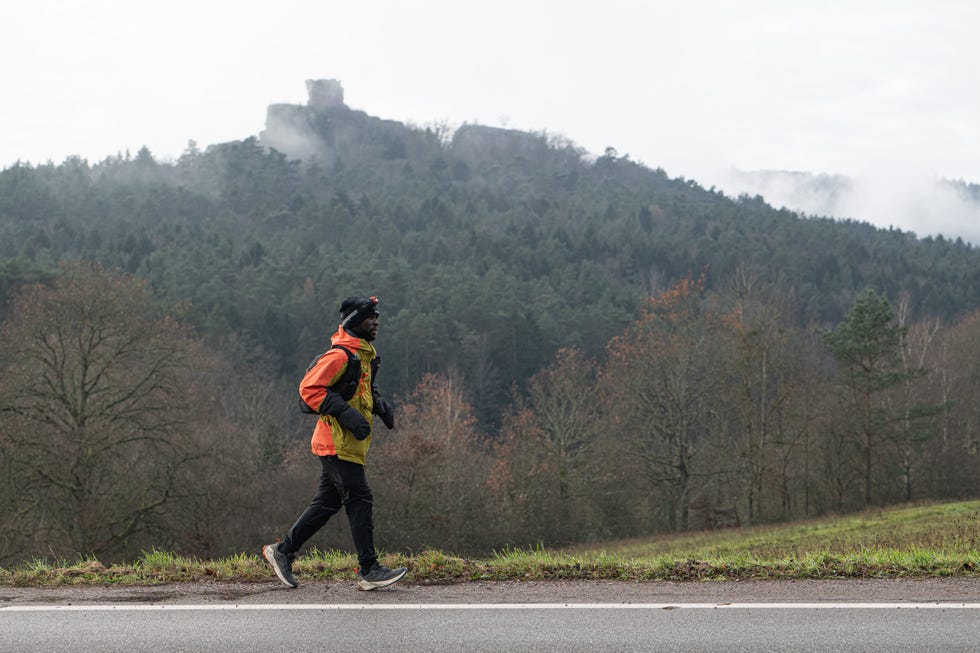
[
  {"x1": 317, "y1": 392, "x2": 347, "y2": 417},
  {"x1": 318, "y1": 393, "x2": 371, "y2": 440},
  {"x1": 337, "y1": 405, "x2": 371, "y2": 440},
  {"x1": 373, "y1": 397, "x2": 395, "y2": 430}
]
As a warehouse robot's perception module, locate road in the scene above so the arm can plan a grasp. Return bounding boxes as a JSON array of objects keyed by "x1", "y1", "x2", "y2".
[{"x1": 2, "y1": 578, "x2": 978, "y2": 652}]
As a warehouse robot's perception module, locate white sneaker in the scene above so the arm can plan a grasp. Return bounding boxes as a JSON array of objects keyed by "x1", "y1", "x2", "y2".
[
  {"x1": 263, "y1": 542, "x2": 298, "y2": 588},
  {"x1": 356, "y1": 563, "x2": 407, "y2": 590}
]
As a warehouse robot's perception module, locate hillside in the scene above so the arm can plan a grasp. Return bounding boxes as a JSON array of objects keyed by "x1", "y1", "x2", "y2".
[
  {"x1": 3, "y1": 80, "x2": 980, "y2": 565},
  {"x1": 2, "y1": 501, "x2": 976, "y2": 584},
  {"x1": 2, "y1": 80, "x2": 980, "y2": 417}
]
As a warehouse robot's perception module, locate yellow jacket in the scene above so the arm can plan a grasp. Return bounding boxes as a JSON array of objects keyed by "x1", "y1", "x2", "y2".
[{"x1": 299, "y1": 325, "x2": 377, "y2": 465}]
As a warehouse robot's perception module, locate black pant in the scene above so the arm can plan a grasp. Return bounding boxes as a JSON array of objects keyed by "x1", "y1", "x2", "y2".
[{"x1": 281, "y1": 455, "x2": 377, "y2": 571}]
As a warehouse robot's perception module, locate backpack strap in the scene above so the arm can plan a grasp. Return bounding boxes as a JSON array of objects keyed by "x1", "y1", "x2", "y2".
[
  {"x1": 328, "y1": 345, "x2": 362, "y2": 401},
  {"x1": 298, "y1": 345, "x2": 362, "y2": 414}
]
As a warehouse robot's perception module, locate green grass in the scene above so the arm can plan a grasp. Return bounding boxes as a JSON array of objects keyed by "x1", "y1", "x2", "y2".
[{"x1": 2, "y1": 501, "x2": 977, "y2": 586}]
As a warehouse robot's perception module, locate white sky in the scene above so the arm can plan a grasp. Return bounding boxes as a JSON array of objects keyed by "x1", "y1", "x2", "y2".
[{"x1": 3, "y1": 0, "x2": 979, "y2": 239}]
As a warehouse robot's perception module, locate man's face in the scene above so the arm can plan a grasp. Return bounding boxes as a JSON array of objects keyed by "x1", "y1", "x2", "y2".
[{"x1": 351, "y1": 314, "x2": 379, "y2": 341}]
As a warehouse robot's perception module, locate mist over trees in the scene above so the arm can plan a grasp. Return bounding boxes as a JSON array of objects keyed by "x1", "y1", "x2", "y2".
[{"x1": 1, "y1": 85, "x2": 979, "y2": 563}]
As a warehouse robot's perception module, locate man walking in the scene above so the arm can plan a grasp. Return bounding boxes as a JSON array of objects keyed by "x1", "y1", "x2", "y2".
[{"x1": 263, "y1": 295, "x2": 405, "y2": 590}]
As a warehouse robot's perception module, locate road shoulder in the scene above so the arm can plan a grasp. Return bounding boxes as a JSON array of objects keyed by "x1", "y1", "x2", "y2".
[{"x1": 2, "y1": 577, "x2": 979, "y2": 606}]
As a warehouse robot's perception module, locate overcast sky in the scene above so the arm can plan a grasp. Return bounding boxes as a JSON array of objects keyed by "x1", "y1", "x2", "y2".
[{"x1": 4, "y1": 1, "x2": 979, "y2": 240}]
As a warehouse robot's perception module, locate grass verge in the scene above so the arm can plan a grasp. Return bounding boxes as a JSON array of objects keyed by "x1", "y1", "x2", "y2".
[{"x1": 1, "y1": 501, "x2": 977, "y2": 587}]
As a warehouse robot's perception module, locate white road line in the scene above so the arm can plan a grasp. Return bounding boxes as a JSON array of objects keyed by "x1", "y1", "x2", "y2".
[{"x1": 2, "y1": 602, "x2": 979, "y2": 611}]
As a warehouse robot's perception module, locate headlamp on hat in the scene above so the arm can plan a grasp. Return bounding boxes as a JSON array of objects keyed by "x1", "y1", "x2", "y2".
[{"x1": 340, "y1": 295, "x2": 380, "y2": 328}]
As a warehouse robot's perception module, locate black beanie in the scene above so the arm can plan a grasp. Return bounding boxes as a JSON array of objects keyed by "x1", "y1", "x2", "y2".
[{"x1": 340, "y1": 295, "x2": 379, "y2": 328}]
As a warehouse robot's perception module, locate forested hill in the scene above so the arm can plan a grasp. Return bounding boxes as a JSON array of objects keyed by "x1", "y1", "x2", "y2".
[{"x1": 2, "y1": 80, "x2": 979, "y2": 421}]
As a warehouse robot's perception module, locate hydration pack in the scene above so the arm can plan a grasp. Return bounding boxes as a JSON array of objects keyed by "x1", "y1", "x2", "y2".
[{"x1": 298, "y1": 345, "x2": 362, "y2": 414}]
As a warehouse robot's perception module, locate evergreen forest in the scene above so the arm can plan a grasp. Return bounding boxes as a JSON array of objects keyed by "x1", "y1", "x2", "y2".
[{"x1": 1, "y1": 86, "x2": 979, "y2": 564}]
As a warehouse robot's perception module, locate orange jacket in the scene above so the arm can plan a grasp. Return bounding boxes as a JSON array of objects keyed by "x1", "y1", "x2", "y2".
[{"x1": 299, "y1": 326, "x2": 377, "y2": 465}]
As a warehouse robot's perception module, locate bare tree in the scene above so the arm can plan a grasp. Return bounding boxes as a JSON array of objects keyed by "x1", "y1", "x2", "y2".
[
  {"x1": 929, "y1": 310, "x2": 980, "y2": 498},
  {"x1": 488, "y1": 348, "x2": 609, "y2": 546},
  {"x1": 890, "y1": 296, "x2": 943, "y2": 501},
  {"x1": 604, "y1": 275, "x2": 726, "y2": 532},
  {"x1": 0, "y1": 263, "x2": 204, "y2": 561},
  {"x1": 370, "y1": 372, "x2": 488, "y2": 553}
]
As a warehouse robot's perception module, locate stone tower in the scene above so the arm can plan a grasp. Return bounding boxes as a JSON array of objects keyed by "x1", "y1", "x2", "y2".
[{"x1": 306, "y1": 79, "x2": 345, "y2": 110}]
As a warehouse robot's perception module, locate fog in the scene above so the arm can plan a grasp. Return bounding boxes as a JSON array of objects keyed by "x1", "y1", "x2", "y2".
[
  {"x1": 4, "y1": 1, "x2": 979, "y2": 245},
  {"x1": 708, "y1": 168, "x2": 980, "y2": 245}
]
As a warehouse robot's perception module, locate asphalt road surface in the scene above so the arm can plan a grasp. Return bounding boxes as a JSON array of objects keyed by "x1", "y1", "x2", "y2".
[{"x1": 2, "y1": 578, "x2": 978, "y2": 652}]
